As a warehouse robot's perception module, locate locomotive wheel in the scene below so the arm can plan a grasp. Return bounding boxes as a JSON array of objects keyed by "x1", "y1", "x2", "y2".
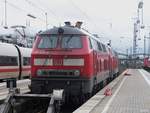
[
  {"x1": 103, "y1": 80, "x2": 107, "y2": 87},
  {"x1": 79, "y1": 94, "x2": 86, "y2": 104},
  {"x1": 85, "y1": 93, "x2": 92, "y2": 100},
  {"x1": 79, "y1": 93, "x2": 92, "y2": 105},
  {"x1": 71, "y1": 96, "x2": 80, "y2": 106},
  {"x1": 71, "y1": 94, "x2": 90, "y2": 106}
]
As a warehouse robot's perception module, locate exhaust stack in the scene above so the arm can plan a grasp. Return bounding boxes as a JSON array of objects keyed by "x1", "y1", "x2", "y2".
[
  {"x1": 75, "y1": 21, "x2": 83, "y2": 28},
  {"x1": 64, "y1": 21, "x2": 71, "y2": 26}
]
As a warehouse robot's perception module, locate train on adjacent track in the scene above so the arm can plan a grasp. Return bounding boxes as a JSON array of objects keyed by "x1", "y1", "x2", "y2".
[
  {"x1": 0, "y1": 42, "x2": 32, "y2": 80},
  {"x1": 143, "y1": 57, "x2": 150, "y2": 70},
  {"x1": 31, "y1": 22, "x2": 119, "y2": 103}
]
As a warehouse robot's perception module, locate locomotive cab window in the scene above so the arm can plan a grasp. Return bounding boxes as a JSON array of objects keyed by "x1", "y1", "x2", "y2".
[
  {"x1": 37, "y1": 35, "x2": 82, "y2": 49},
  {"x1": 38, "y1": 35, "x2": 58, "y2": 49},
  {"x1": 61, "y1": 36, "x2": 82, "y2": 49}
]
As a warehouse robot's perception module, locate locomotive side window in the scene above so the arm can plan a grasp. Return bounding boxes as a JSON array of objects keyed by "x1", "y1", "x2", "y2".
[
  {"x1": 61, "y1": 36, "x2": 82, "y2": 49},
  {"x1": 0, "y1": 56, "x2": 18, "y2": 66},
  {"x1": 90, "y1": 38, "x2": 99, "y2": 51},
  {"x1": 38, "y1": 35, "x2": 58, "y2": 49},
  {"x1": 23, "y1": 57, "x2": 31, "y2": 66},
  {"x1": 97, "y1": 42, "x2": 103, "y2": 51},
  {"x1": 88, "y1": 38, "x2": 93, "y2": 49},
  {"x1": 105, "y1": 47, "x2": 109, "y2": 53},
  {"x1": 104, "y1": 60, "x2": 108, "y2": 70}
]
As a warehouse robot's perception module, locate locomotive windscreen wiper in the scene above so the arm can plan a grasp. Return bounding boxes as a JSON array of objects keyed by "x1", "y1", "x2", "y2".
[
  {"x1": 42, "y1": 58, "x2": 48, "y2": 67},
  {"x1": 64, "y1": 35, "x2": 73, "y2": 48}
]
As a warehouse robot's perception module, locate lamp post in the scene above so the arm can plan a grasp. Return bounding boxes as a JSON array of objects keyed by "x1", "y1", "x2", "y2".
[
  {"x1": 27, "y1": 14, "x2": 36, "y2": 19},
  {"x1": 27, "y1": 13, "x2": 48, "y2": 29},
  {"x1": 4, "y1": 0, "x2": 7, "y2": 27},
  {"x1": 133, "y1": 1, "x2": 144, "y2": 58},
  {"x1": 27, "y1": 14, "x2": 36, "y2": 27},
  {"x1": 138, "y1": 1, "x2": 144, "y2": 28},
  {"x1": 45, "y1": 12, "x2": 48, "y2": 30}
]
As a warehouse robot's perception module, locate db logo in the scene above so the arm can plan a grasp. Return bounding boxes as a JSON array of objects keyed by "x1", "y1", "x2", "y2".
[{"x1": 53, "y1": 59, "x2": 63, "y2": 66}]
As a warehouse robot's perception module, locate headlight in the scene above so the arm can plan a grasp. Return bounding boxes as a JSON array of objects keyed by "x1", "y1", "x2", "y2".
[
  {"x1": 74, "y1": 70, "x2": 80, "y2": 76},
  {"x1": 37, "y1": 70, "x2": 43, "y2": 76},
  {"x1": 34, "y1": 58, "x2": 53, "y2": 66},
  {"x1": 63, "y1": 59, "x2": 84, "y2": 66}
]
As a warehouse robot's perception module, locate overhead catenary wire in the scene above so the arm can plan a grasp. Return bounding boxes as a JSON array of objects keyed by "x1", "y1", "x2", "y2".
[
  {"x1": 36, "y1": 0, "x2": 61, "y2": 21},
  {"x1": 6, "y1": 1, "x2": 27, "y2": 13},
  {"x1": 25, "y1": 0, "x2": 45, "y2": 13},
  {"x1": 4, "y1": 0, "x2": 48, "y2": 25},
  {"x1": 24, "y1": 0, "x2": 61, "y2": 24},
  {"x1": 67, "y1": 0, "x2": 105, "y2": 34}
]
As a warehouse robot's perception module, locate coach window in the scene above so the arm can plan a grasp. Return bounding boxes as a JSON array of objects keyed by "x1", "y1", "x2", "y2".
[
  {"x1": 105, "y1": 47, "x2": 109, "y2": 53},
  {"x1": 102, "y1": 44, "x2": 107, "y2": 52},
  {"x1": 97, "y1": 42, "x2": 103, "y2": 51},
  {"x1": 0, "y1": 56, "x2": 18, "y2": 66},
  {"x1": 23, "y1": 57, "x2": 31, "y2": 66}
]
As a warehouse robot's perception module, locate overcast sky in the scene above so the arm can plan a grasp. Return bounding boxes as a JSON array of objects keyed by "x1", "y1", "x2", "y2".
[{"x1": 0, "y1": 0, "x2": 150, "y2": 53}]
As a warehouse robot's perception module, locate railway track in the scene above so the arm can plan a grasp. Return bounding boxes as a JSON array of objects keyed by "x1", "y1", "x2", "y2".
[
  {"x1": 0, "y1": 70, "x2": 123, "y2": 113},
  {"x1": 0, "y1": 78, "x2": 86, "y2": 113}
]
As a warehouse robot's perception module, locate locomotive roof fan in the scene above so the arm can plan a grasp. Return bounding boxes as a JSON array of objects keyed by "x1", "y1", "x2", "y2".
[
  {"x1": 75, "y1": 21, "x2": 83, "y2": 28},
  {"x1": 58, "y1": 27, "x2": 64, "y2": 34},
  {"x1": 64, "y1": 21, "x2": 71, "y2": 26}
]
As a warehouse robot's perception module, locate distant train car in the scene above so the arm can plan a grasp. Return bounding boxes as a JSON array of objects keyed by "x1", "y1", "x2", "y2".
[
  {"x1": 0, "y1": 42, "x2": 32, "y2": 80},
  {"x1": 113, "y1": 51, "x2": 119, "y2": 75},
  {"x1": 108, "y1": 48, "x2": 119, "y2": 79},
  {"x1": 143, "y1": 57, "x2": 150, "y2": 69},
  {"x1": 31, "y1": 22, "x2": 119, "y2": 102}
]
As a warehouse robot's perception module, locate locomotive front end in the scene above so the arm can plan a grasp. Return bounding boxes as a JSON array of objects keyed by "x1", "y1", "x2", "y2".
[{"x1": 31, "y1": 26, "x2": 94, "y2": 97}]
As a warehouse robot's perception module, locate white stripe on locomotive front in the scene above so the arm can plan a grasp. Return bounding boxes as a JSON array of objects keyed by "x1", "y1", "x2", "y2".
[
  {"x1": 34, "y1": 58, "x2": 84, "y2": 66},
  {"x1": 34, "y1": 58, "x2": 53, "y2": 66},
  {"x1": 63, "y1": 59, "x2": 84, "y2": 66}
]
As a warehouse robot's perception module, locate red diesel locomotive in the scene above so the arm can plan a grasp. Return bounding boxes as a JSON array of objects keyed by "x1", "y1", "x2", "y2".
[{"x1": 31, "y1": 22, "x2": 119, "y2": 101}]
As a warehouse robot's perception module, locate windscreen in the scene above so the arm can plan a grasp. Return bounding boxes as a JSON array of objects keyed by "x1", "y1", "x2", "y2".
[
  {"x1": 38, "y1": 36, "x2": 58, "y2": 49},
  {"x1": 37, "y1": 35, "x2": 82, "y2": 49},
  {"x1": 61, "y1": 36, "x2": 82, "y2": 48}
]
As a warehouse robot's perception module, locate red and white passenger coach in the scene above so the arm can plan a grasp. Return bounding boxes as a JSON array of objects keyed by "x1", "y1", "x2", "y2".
[{"x1": 0, "y1": 42, "x2": 31, "y2": 80}]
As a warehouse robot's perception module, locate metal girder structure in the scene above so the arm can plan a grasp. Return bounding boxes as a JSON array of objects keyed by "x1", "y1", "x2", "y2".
[
  {"x1": 0, "y1": 79, "x2": 64, "y2": 113},
  {"x1": 118, "y1": 52, "x2": 150, "y2": 57}
]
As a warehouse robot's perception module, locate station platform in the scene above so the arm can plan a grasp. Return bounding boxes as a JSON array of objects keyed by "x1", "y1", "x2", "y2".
[{"x1": 74, "y1": 69, "x2": 150, "y2": 113}]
